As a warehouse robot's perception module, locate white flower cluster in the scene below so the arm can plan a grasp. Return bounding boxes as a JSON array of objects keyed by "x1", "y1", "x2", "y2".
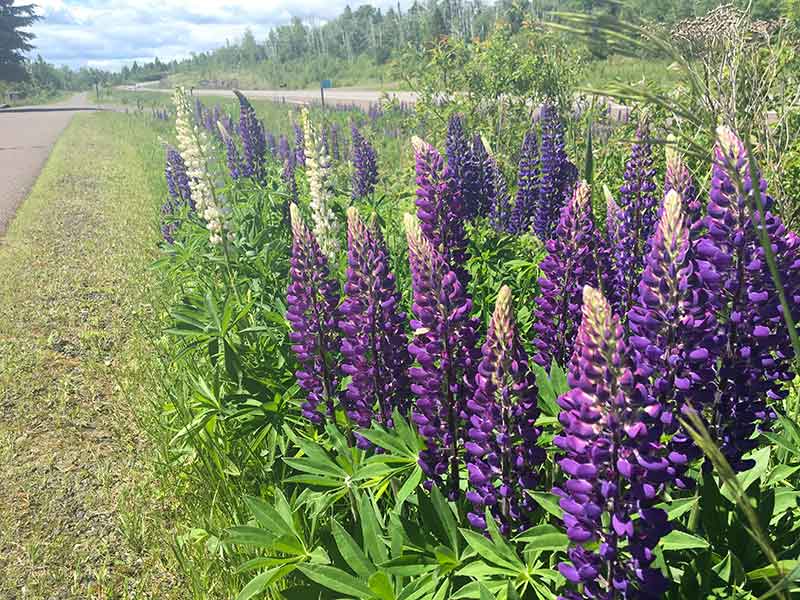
[
  {"x1": 300, "y1": 108, "x2": 339, "y2": 261},
  {"x1": 173, "y1": 87, "x2": 234, "y2": 246}
]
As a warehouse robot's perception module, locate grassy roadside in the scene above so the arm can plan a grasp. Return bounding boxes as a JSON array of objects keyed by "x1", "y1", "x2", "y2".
[{"x1": 0, "y1": 112, "x2": 180, "y2": 599}]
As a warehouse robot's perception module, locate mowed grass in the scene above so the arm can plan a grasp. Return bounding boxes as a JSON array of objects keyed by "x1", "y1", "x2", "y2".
[{"x1": 0, "y1": 112, "x2": 181, "y2": 598}]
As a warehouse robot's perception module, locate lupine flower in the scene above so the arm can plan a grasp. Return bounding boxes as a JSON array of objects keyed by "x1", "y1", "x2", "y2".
[
  {"x1": 266, "y1": 132, "x2": 277, "y2": 158},
  {"x1": 488, "y1": 158, "x2": 514, "y2": 233},
  {"x1": 412, "y1": 136, "x2": 470, "y2": 282},
  {"x1": 234, "y1": 90, "x2": 267, "y2": 182},
  {"x1": 664, "y1": 135, "x2": 701, "y2": 227},
  {"x1": 330, "y1": 123, "x2": 341, "y2": 161},
  {"x1": 510, "y1": 129, "x2": 539, "y2": 234},
  {"x1": 555, "y1": 286, "x2": 670, "y2": 599},
  {"x1": 278, "y1": 134, "x2": 293, "y2": 167},
  {"x1": 533, "y1": 182, "x2": 600, "y2": 368},
  {"x1": 694, "y1": 126, "x2": 800, "y2": 471},
  {"x1": 628, "y1": 190, "x2": 718, "y2": 489},
  {"x1": 351, "y1": 125, "x2": 379, "y2": 199},
  {"x1": 173, "y1": 87, "x2": 233, "y2": 246},
  {"x1": 405, "y1": 213, "x2": 480, "y2": 498},
  {"x1": 613, "y1": 120, "x2": 659, "y2": 315},
  {"x1": 302, "y1": 108, "x2": 340, "y2": 262},
  {"x1": 287, "y1": 204, "x2": 341, "y2": 425},
  {"x1": 294, "y1": 122, "x2": 306, "y2": 168},
  {"x1": 339, "y1": 208, "x2": 411, "y2": 440},
  {"x1": 218, "y1": 121, "x2": 242, "y2": 181},
  {"x1": 465, "y1": 285, "x2": 544, "y2": 534},
  {"x1": 282, "y1": 159, "x2": 298, "y2": 206},
  {"x1": 472, "y1": 134, "x2": 493, "y2": 217},
  {"x1": 598, "y1": 185, "x2": 620, "y2": 310},
  {"x1": 165, "y1": 146, "x2": 193, "y2": 208},
  {"x1": 445, "y1": 114, "x2": 482, "y2": 220},
  {"x1": 533, "y1": 103, "x2": 578, "y2": 241}
]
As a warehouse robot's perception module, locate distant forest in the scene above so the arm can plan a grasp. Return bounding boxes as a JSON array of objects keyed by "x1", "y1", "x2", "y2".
[{"x1": 116, "y1": 0, "x2": 791, "y2": 87}]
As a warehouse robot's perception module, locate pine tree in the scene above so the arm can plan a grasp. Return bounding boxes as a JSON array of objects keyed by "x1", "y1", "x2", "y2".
[{"x1": 0, "y1": 0, "x2": 40, "y2": 82}]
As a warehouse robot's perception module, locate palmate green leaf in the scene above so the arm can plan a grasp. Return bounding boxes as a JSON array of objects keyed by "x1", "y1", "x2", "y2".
[
  {"x1": 747, "y1": 560, "x2": 800, "y2": 581},
  {"x1": 379, "y1": 554, "x2": 438, "y2": 577},
  {"x1": 236, "y1": 564, "x2": 296, "y2": 600},
  {"x1": 722, "y1": 447, "x2": 771, "y2": 504},
  {"x1": 526, "y1": 491, "x2": 563, "y2": 520},
  {"x1": 332, "y1": 519, "x2": 375, "y2": 579},
  {"x1": 395, "y1": 466, "x2": 423, "y2": 507},
  {"x1": 655, "y1": 495, "x2": 700, "y2": 522},
  {"x1": 396, "y1": 572, "x2": 438, "y2": 600},
  {"x1": 430, "y1": 485, "x2": 460, "y2": 552},
  {"x1": 513, "y1": 524, "x2": 569, "y2": 553},
  {"x1": 659, "y1": 530, "x2": 710, "y2": 551},
  {"x1": 297, "y1": 564, "x2": 373, "y2": 598},
  {"x1": 360, "y1": 493, "x2": 390, "y2": 565},
  {"x1": 226, "y1": 526, "x2": 276, "y2": 548},
  {"x1": 459, "y1": 529, "x2": 519, "y2": 572},
  {"x1": 369, "y1": 572, "x2": 396, "y2": 600},
  {"x1": 712, "y1": 551, "x2": 746, "y2": 585},
  {"x1": 483, "y1": 507, "x2": 525, "y2": 569},
  {"x1": 244, "y1": 495, "x2": 296, "y2": 540}
]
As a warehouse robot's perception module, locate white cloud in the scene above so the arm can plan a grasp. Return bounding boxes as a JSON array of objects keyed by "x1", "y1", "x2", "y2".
[{"x1": 19, "y1": 0, "x2": 411, "y2": 70}]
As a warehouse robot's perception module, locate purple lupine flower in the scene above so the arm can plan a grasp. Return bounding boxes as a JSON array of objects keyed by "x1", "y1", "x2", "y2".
[
  {"x1": 613, "y1": 120, "x2": 659, "y2": 316},
  {"x1": 445, "y1": 114, "x2": 482, "y2": 220},
  {"x1": 465, "y1": 285, "x2": 544, "y2": 534},
  {"x1": 218, "y1": 122, "x2": 243, "y2": 180},
  {"x1": 405, "y1": 213, "x2": 480, "y2": 498},
  {"x1": 234, "y1": 90, "x2": 267, "y2": 181},
  {"x1": 488, "y1": 158, "x2": 513, "y2": 233},
  {"x1": 266, "y1": 132, "x2": 277, "y2": 159},
  {"x1": 165, "y1": 146, "x2": 193, "y2": 208},
  {"x1": 555, "y1": 286, "x2": 670, "y2": 600},
  {"x1": 412, "y1": 136, "x2": 470, "y2": 283},
  {"x1": 628, "y1": 190, "x2": 719, "y2": 489},
  {"x1": 282, "y1": 159, "x2": 298, "y2": 207},
  {"x1": 287, "y1": 204, "x2": 341, "y2": 425},
  {"x1": 351, "y1": 125, "x2": 379, "y2": 199},
  {"x1": 664, "y1": 136, "x2": 701, "y2": 228},
  {"x1": 294, "y1": 123, "x2": 306, "y2": 168},
  {"x1": 533, "y1": 103, "x2": 578, "y2": 241},
  {"x1": 278, "y1": 134, "x2": 293, "y2": 168},
  {"x1": 472, "y1": 134, "x2": 492, "y2": 216},
  {"x1": 339, "y1": 208, "x2": 411, "y2": 441},
  {"x1": 533, "y1": 182, "x2": 600, "y2": 368},
  {"x1": 510, "y1": 129, "x2": 539, "y2": 234},
  {"x1": 330, "y1": 123, "x2": 341, "y2": 162},
  {"x1": 694, "y1": 126, "x2": 800, "y2": 471}
]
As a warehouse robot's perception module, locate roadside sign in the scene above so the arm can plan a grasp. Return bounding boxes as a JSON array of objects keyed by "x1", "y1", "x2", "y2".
[{"x1": 321, "y1": 79, "x2": 333, "y2": 89}]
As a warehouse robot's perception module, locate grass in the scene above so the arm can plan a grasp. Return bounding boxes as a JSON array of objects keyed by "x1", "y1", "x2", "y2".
[{"x1": 0, "y1": 111, "x2": 182, "y2": 598}]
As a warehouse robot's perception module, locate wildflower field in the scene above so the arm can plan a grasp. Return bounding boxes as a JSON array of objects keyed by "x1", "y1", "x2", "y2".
[{"x1": 90, "y1": 8, "x2": 800, "y2": 600}]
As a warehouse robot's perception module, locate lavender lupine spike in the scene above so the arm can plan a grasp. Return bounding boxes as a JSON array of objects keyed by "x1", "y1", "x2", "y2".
[
  {"x1": 510, "y1": 129, "x2": 539, "y2": 234},
  {"x1": 628, "y1": 190, "x2": 718, "y2": 489},
  {"x1": 218, "y1": 121, "x2": 242, "y2": 181},
  {"x1": 694, "y1": 126, "x2": 800, "y2": 471},
  {"x1": 445, "y1": 114, "x2": 482, "y2": 220},
  {"x1": 234, "y1": 90, "x2": 267, "y2": 182},
  {"x1": 287, "y1": 204, "x2": 341, "y2": 425},
  {"x1": 533, "y1": 103, "x2": 578, "y2": 240},
  {"x1": 533, "y1": 182, "x2": 600, "y2": 369},
  {"x1": 664, "y1": 135, "x2": 701, "y2": 227},
  {"x1": 330, "y1": 123, "x2": 341, "y2": 161},
  {"x1": 405, "y1": 213, "x2": 480, "y2": 498},
  {"x1": 614, "y1": 120, "x2": 659, "y2": 315},
  {"x1": 555, "y1": 286, "x2": 670, "y2": 600},
  {"x1": 165, "y1": 146, "x2": 193, "y2": 208},
  {"x1": 266, "y1": 132, "x2": 277, "y2": 159},
  {"x1": 412, "y1": 136, "x2": 470, "y2": 283},
  {"x1": 488, "y1": 158, "x2": 513, "y2": 233},
  {"x1": 339, "y1": 208, "x2": 411, "y2": 440},
  {"x1": 472, "y1": 134, "x2": 493, "y2": 216},
  {"x1": 465, "y1": 286, "x2": 544, "y2": 534},
  {"x1": 278, "y1": 134, "x2": 293, "y2": 167},
  {"x1": 294, "y1": 122, "x2": 306, "y2": 168},
  {"x1": 282, "y1": 159, "x2": 298, "y2": 206},
  {"x1": 351, "y1": 125, "x2": 379, "y2": 200}
]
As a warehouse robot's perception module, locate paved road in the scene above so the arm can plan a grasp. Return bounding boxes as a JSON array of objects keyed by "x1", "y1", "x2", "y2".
[
  {"x1": 122, "y1": 84, "x2": 417, "y2": 110},
  {"x1": 0, "y1": 93, "x2": 107, "y2": 236}
]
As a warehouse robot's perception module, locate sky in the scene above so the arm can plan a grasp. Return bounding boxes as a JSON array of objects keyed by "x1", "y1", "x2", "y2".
[{"x1": 21, "y1": 0, "x2": 409, "y2": 71}]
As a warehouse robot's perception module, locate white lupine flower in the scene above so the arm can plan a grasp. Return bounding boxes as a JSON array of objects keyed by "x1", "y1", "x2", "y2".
[
  {"x1": 172, "y1": 87, "x2": 234, "y2": 246},
  {"x1": 300, "y1": 108, "x2": 339, "y2": 261}
]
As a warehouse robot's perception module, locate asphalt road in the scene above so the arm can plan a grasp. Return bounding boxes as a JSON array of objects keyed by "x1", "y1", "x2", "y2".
[{"x1": 0, "y1": 93, "x2": 106, "y2": 236}]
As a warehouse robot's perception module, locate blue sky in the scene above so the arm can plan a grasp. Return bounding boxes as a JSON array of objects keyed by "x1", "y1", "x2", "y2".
[{"x1": 23, "y1": 0, "x2": 410, "y2": 70}]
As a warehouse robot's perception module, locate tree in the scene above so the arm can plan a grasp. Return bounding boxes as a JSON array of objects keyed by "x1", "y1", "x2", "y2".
[{"x1": 0, "y1": 0, "x2": 39, "y2": 82}]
